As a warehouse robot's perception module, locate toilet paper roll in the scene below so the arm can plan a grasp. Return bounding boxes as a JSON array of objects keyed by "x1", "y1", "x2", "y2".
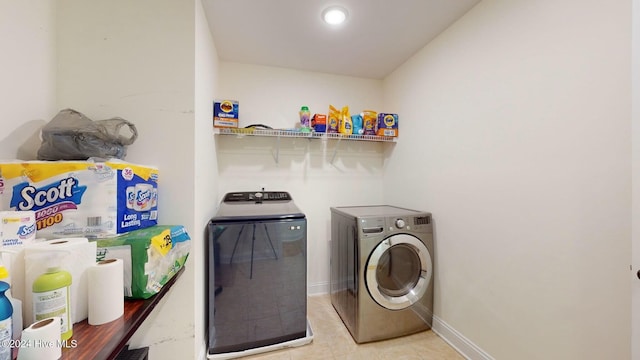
[
  {"x1": 17, "y1": 317, "x2": 62, "y2": 360},
  {"x1": 24, "y1": 238, "x2": 97, "y2": 325},
  {"x1": 88, "y1": 258, "x2": 124, "y2": 325},
  {"x1": 134, "y1": 183, "x2": 154, "y2": 211}
]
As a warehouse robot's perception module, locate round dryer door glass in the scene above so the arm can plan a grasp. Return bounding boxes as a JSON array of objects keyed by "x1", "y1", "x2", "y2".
[
  {"x1": 376, "y1": 244, "x2": 421, "y2": 297},
  {"x1": 366, "y1": 234, "x2": 432, "y2": 310}
]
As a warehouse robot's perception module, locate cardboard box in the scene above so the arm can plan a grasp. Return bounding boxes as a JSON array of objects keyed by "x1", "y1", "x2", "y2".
[
  {"x1": 376, "y1": 113, "x2": 399, "y2": 137},
  {"x1": 311, "y1": 114, "x2": 327, "y2": 133},
  {"x1": 95, "y1": 225, "x2": 191, "y2": 299},
  {"x1": 213, "y1": 99, "x2": 239, "y2": 128},
  {"x1": 0, "y1": 160, "x2": 158, "y2": 239}
]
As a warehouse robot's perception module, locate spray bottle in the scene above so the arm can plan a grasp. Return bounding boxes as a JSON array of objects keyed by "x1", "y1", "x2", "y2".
[
  {"x1": 0, "y1": 250, "x2": 21, "y2": 342},
  {"x1": 32, "y1": 251, "x2": 72, "y2": 341},
  {"x1": 0, "y1": 281, "x2": 11, "y2": 360}
]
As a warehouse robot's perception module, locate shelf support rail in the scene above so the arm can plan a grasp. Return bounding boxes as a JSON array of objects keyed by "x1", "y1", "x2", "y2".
[
  {"x1": 271, "y1": 134, "x2": 281, "y2": 164},
  {"x1": 330, "y1": 136, "x2": 343, "y2": 164}
]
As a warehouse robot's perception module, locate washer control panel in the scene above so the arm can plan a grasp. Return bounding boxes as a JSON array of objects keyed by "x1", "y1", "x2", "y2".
[{"x1": 223, "y1": 191, "x2": 292, "y2": 203}]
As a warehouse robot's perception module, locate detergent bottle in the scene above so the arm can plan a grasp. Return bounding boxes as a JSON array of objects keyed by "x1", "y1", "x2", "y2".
[
  {"x1": 0, "y1": 281, "x2": 12, "y2": 360},
  {"x1": 339, "y1": 106, "x2": 353, "y2": 135},
  {"x1": 0, "y1": 251, "x2": 21, "y2": 342},
  {"x1": 32, "y1": 252, "x2": 72, "y2": 341}
]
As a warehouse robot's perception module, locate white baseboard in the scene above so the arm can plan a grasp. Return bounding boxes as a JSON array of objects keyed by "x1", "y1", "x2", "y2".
[
  {"x1": 308, "y1": 281, "x2": 329, "y2": 296},
  {"x1": 432, "y1": 315, "x2": 494, "y2": 360}
]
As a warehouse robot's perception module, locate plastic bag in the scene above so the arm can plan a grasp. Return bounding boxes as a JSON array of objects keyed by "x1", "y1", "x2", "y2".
[{"x1": 37, "y1": 108, "x2": 138, "y2": 160}]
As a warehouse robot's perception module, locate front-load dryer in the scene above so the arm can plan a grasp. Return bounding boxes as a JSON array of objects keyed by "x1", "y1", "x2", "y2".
[{"x1": 330, "y1": 205, "x2": 434, "y2": 343}]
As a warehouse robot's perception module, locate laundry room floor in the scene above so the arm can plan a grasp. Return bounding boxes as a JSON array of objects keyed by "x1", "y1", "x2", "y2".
[{"x1": 240, "y1": 294, "x2": 464, "y2": 360}]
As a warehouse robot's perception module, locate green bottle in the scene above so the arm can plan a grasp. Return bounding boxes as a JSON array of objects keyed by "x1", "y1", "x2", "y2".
[{"x1": 32, "y1": 265, "x2": 72, "y2": 341}]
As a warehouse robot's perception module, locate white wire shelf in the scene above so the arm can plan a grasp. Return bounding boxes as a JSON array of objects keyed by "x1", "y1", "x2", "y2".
[{"x1": 214, "y1": 127, "x2": 397, "y2": 143}]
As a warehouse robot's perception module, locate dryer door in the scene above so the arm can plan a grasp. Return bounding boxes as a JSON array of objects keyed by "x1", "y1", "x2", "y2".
[{"x1": 365, "y1": 234, "x2": 432, "y2": 310}]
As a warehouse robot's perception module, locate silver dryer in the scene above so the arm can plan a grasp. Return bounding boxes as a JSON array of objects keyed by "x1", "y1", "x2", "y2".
[{"x1": 330, "y1": 205, "x2": 434, "y2": 343}]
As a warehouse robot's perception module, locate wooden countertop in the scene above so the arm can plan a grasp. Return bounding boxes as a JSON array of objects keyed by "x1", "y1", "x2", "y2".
[{"x1": 56, "y1": 267, "x2": 185, "y2": 360}]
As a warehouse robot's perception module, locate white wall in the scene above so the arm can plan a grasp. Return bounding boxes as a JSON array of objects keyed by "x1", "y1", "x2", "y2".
[
  {"x1": 633, "y1": 2, "x2": 640, "y2": 358},
  {"x1": 5, "y1": 1, "x2": 634, "y2": 359},
  {"x1": 383, "y1": 0, "x2": 631, "y2": 359},
  {"x1": 56, "y1": 1, "x2": 198, "y2": 358},
  {"x1": 216, "y1": 63, "x2": 387, "y2": 293},
  {"x1": 195, "y1": 0, "x2": 220, "y2": 357},
  {"x1": 0, "y1": 0, "x2": 56, "y2": 160}
]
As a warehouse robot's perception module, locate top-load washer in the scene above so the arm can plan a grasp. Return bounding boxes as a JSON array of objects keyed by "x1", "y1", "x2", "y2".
[
  {"x1": 207, "y1": 191, "x2": 313, "y2": 359},
  {"x1": 330, "y1": 205, "x2": 434, "y2": 343}
]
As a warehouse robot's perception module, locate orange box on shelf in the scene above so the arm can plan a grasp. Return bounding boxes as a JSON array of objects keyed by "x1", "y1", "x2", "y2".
[{"x1": 311, "y1": 114, "x2": 327, "y2": 132}]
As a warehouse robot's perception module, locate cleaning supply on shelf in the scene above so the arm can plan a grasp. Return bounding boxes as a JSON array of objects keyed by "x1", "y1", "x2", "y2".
[
  {"x1": 376, "y1": 113, "x2": 399, "y2": 137},
  {"x1": 32, "y1": 251, "x2": 72, "y2": 341},
  {"x1": 0, "y1": 281, "x2": 12, "y2": 360},
  {"x1": 24, "y1": 238, "x2": 96, "y2": 326},
  {"x1": 0, "y1": 250, "x2": 22, "y2": 342},
  {"x1": 311, "y1": 114, "x2": 326, "y2": 133},
  {"x1": 299, "y1": 106, "x2": 311, "y2": 132},
  {"x1": 339, "y1": 106, "x2": 353, "y2": 135},
  {"x1": 352, "y1": 114, "x2": 364, "y2": 135},
  {"x1": 328, "y1": 105, "x2": 340, "y2": 133},
  {"x1": 362, "y1": 110, "x2": 377, "y2": 135},
  {"x1": 213, "y1": 99, "x2": 239, "y2": 128}
]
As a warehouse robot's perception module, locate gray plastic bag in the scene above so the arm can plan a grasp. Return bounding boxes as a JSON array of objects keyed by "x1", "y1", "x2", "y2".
[{"x1": 37, "y1": 108, "x2": 138, "y2": 160}]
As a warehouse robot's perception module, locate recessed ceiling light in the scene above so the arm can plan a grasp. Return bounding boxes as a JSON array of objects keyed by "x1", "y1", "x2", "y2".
[{"x1": 322, "y1": 6, "x2": 348, "y2": 25}]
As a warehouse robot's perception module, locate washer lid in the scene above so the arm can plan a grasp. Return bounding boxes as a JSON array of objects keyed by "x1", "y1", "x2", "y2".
[{"x1": 212, "y1": 191, "x2": 304, "y2": 222}]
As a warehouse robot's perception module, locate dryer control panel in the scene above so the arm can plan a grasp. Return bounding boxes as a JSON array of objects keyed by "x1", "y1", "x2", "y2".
[{"x1": 358, "y1": 215, "x2": 432, "y2": 237}]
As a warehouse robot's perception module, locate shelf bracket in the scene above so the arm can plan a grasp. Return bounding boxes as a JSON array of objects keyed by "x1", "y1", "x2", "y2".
[
  {"x1": 271, "y1": 135, "x2": 281, "y2": 164},
  {"x1": 330, "y1": 136, "x2": 343, "y2": 164}
]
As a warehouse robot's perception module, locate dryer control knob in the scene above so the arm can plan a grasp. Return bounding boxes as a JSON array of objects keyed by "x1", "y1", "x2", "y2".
[{"x1": 395, "y1": 219, "x2": 406, "y2": 228}]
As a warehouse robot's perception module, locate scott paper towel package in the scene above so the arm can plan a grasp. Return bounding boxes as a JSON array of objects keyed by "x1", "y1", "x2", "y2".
[
  {"x1": 0, "y1": 160, "x2": 158, "y2": 239},
  {"x1": 0, "y1": 211, "x2": 36, "y2": 246},
  {"x1": 94, "y1": 225, "x2": 190, "y2": 299}
]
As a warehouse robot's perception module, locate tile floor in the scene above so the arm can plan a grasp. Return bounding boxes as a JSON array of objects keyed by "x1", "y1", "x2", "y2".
[{"x1": 240, "y1": 294, "x2": 465, "y2": 360}]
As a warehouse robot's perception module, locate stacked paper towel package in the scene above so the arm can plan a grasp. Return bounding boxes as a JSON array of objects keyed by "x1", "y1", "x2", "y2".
[{"x1": 0, "y1": 159, "x2": 191, "y2": 358}]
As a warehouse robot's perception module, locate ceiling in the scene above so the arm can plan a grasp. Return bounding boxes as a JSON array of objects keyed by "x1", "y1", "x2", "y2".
[{"x1": 202, "y1": 0, "x2": 481, "y2": 79}]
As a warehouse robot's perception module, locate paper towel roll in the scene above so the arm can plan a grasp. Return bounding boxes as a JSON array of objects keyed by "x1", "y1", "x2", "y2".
[
  {"x1": 2, "y1": 239, "x2": 47, "y2": 330},
  {"x1": 17, "y1": 317, "x2": 62, "y2": 360},
  {"x1": 88, "y1": 258, "x2": 124, "y2": 325},
  {"x1": 24, "y1": 238, "x2": 97, "y2": 325}
]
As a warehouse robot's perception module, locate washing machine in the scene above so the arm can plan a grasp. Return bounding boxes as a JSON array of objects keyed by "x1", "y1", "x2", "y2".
[
  {"x1": 330, "y1": 205, "x2": 434, "y2": 343},
  {"x1": 207, "y1": 191, "x2": 313, "y2": 359}
]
